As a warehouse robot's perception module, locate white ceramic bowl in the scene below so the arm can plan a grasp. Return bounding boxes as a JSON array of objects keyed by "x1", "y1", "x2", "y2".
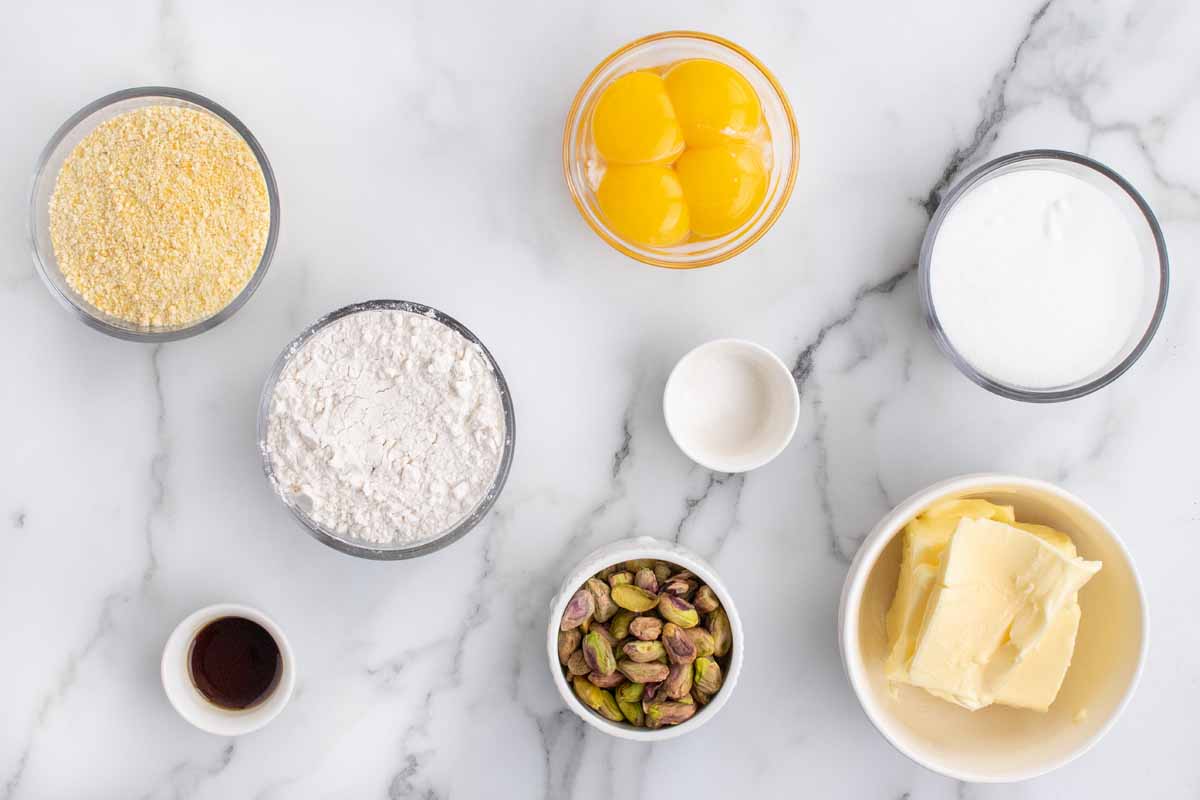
[
  {"x1": 161, "y1": 603, "x2": 296, "y2": 736},
  {"x1": 663, "y1": 339, "x2": 800, "y2": 473},
  {"x1": 547, "y1": 537, "x2": 744, "y2": 740},
  {"x1": 839, "y1": 474, "x2": 1148, "y2": 782}
]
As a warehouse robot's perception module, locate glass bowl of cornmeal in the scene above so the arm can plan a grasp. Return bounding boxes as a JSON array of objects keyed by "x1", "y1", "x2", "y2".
[{"x1": 563, "y1": 31, "x2": 798, "y2": 269}]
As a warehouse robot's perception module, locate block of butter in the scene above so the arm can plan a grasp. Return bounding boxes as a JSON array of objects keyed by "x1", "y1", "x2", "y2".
[{"x1": 884, "y1": 500, "x2": 1101, "y2": 712}]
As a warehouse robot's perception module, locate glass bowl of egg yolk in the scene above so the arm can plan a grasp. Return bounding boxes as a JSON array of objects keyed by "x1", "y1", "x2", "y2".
[{"x1": 563, "y1": 31, "x2": 798, "y2": 269}]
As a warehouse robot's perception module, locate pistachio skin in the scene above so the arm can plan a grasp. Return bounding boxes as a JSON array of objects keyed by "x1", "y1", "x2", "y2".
[
  {"x1": 658, "y1": 594, "x2": 700, "y2": 628},
  {"x1": 609, "y1": 610, "x2": 635, "y2": 640},
  {"x1": 617, "y1": 660, "x2": 670, "y2": 684},
  {"x1": 607, "y1": 571, "x2": 633, "y2": 588},
  {"x1": 619, "y1": 700, "x2": 645, "y2": 726},
  {"x1": 560, "y1": 588, "x2": 595, "y2": 631},
  {"x1": 628, "y1": 616, "x2": 663, "y2": 641},
  {"x1": 566, "y1": 650, "x2": 590, "y2": 676},
  {"x1": 611, "y1": 584, "x2": 659, "y2": 613},
  {"x1": 684, "y1": 626, "x2": 715, "y2": 658},
  {"x1": 708, "y1": 607, "x2": 732, "y2": 657},
  {"x1": 616, "y1": 682, "x2": 645, "y2": 704},
  {"x1": 573, "y1": 677, "x2": 623, "y2": 722},
  {"x1": 586, "y1": 578, "x2": 618, "y2": 623},
  {"x1": 694, "y1": 657, "x2": 723, "y2": 695},
  {"x1": 664, "y1": 662, "x2": 693, "y2": 699},
  {"x1": 644, "y1": 700, "x2": 697, "y2": 729},
  {"x1": 558, "y1": 629, "x2": 581, "y2": 665},
  {"x1": 587, "y1": 671, "x2": 625, "y2": 689},
  {"x1": 693, "y1": 585, "x2": 720, "y2": 614},
  {"x1": 634, "y1": 568, "x2": 658, "y2": 594},
  {"x1": 622, "y1": 640, "x2": 666, "y2": 663},
  {"x1": 590, "y1": 623, "x2": 617, "y2": 646},
  {"x1": 582, "y1": 631, "x2": 617, "y2": 677},
  {"x1": 662, "y1": 623, "x2": 698, "y2": 665}
]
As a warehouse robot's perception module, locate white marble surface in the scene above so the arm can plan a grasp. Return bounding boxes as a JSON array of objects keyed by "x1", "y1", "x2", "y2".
[{"x1": 2, "y1": 1, "x2": 1198, "y2": 797}]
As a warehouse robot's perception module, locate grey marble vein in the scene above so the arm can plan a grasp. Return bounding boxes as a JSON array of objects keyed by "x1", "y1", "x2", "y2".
[
  {"x1": 143, "y1": 344, "x2": 168, "y2": 589},
  {"x1": 672, "y1": 471, "x2": 746, "y2": 562},
  {"x1": 137, "y1": 742, "x2": 236, "y2": 800},
  {"x1": 918, "y1": 0, "x2": 1055, "y2": 216},
  {"x1": 1, "y1": 592, "x2": 125, "y2": 800},
  {"x1": 790, "y1": 264, "x2": 915, "y2": 395}
]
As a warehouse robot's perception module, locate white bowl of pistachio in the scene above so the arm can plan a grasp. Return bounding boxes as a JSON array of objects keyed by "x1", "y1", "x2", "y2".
[{"x1": 547, "y1": 537, "x2": 744, "y2": 741}]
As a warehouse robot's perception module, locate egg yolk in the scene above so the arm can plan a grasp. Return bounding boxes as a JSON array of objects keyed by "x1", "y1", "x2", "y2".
[
  {"x1": 675, "y1": 144, "x2": 767, "y2": 238},
  {"x1": 597, "y1": 164, "x2": 690, "y2": 248},
  {"x1": 664, "y1": 59, "x2": 762, "y2": 148},
  {"x1": 591, "y1": 71, "x2": 685, "y2": 165}
]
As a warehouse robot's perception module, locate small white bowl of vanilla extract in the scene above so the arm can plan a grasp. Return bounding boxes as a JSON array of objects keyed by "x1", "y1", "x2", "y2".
[{"x1": 161, "y1": 603, "x2": 295, "y2": 735}]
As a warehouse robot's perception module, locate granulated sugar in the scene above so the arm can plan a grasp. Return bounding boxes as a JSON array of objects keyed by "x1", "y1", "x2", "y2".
[{"x1": 264, "y1": 308, "x2": 506, "y2": 545}]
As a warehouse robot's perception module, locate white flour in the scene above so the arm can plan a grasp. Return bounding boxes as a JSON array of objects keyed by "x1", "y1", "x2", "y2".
[{"x1": 265, "y1": 308, "x2": 506, "y2": 545}]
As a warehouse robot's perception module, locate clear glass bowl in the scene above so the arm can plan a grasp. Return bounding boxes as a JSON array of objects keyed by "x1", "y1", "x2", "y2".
[
  {"x1": 563, "y1": 31, "x2": 799, "y2": 269},
  {"x1": 919, "y1": 150, "x2": 1169, "y2": 402},
  {"x1": 256, "y1": 300, "x2": 516, "y2": 560},
  {"x1": 29, "y1": 87, "x2": 280, "y2": 342}
]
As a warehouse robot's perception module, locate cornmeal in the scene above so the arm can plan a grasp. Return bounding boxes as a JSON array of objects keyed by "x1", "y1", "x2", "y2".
[{"x1": 49, "y1": 105, "x2": 270, "y2": 327}]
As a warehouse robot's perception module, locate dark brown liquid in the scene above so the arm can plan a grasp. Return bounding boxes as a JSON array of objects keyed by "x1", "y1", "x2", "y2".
[{"x1": 188, "y1": 616, "x2": 281, "y2": 710}]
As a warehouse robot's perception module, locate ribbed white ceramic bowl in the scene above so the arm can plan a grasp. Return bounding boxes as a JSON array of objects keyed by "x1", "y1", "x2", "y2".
[{"x1": 547, "y1": 537, "x2": 744, "y2": 741}]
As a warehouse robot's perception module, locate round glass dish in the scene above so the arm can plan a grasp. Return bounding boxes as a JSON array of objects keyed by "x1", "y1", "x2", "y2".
[
  {"x1": 29, "y1": 86, "x2": 280, "y2": 342},
  {"x1": 563, "y1": 31, "x2": 799, "y2": 269},
  {"x1": 919, "y1": 150, "x2": 1168, "y2": 402},
  {"x1": 256, "y1": 300, "x2": 516, "y2": 560}
]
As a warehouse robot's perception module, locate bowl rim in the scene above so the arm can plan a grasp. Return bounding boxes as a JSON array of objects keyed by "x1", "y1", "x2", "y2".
[
  {"x1": 918, "y1": 149, "x2": 1169, "y2": 402},
  {"x1": 561, "y1": 30, "x2": 799, "y2": 269},
  {"x1": 546, "y1": 536, "x2": 744, "y2": 741},
  {"x1": 256, "y1": 299, "x2": 516, "y2": 560},
  {"x1": 837, "y1": 472, "x2": 1150, "y2": 783},
  {"x1": 29, "y1": 85, "x2": 281, "y2": 342},
  {"x1": 662, "y1": 338, "x2": 801, "y2": 472}
]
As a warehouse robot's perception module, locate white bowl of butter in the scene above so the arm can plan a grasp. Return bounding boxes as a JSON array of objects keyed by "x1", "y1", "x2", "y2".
[{"x1": 839, "y1": 474, "x2": 1147, "y2": 782}]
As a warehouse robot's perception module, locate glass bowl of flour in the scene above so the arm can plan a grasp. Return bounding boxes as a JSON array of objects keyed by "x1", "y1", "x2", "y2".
[
  {"x1": 258, "y1": 300, "x2": 515, "y2": 559},
  {"x1": 919, "y1": 150, "x2": 1169, "y2": 402}
]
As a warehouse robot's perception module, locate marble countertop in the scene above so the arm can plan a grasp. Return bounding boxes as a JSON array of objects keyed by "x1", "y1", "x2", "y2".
[{"x1": 3, "y1": 1, "x2": 1198, "y2": 797}]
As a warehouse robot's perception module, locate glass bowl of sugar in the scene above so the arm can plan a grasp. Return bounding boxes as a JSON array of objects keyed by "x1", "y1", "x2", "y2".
[
  {"x1": 919, "y1": 150, "x2": 1168, "y2": 402},
  {"x1": 257, "y1": 300, "x2": 516, "y2": 560}
]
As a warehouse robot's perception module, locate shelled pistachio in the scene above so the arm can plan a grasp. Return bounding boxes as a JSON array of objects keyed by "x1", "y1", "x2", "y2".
[
  {"x1": 708, "y1": 607, "x2": 732, "y2": 658},
  {"x1": 611, "y1": 584, "x2": 658, "y2": 612},
  {"x1": 560, "y1": 589, "x2": 594, "y2": 631},
  {"x1": 573, "y1": 677, "x2": 622, "y2": 722},
  {"x1": 634, "y1": 568, "x2": 658, "y2": 593},
  {"x1": 583, "y1": 631, "x2": 616, "y2": 676},
  {"x1": 623, "y1": 640, "x2": 667, "y2": 663},
  {"x1": 694, "y1": 657, "x2": 723, "y2": 695},
  {"x1": 566, "y1": 650, "x2": 590, "y2": 676},
  {"x1": 659, "y1": 594, "x2": 700, "y2": 628},
  {"x1": 587, "y1": 578, "x2": 618, "y2": 623},
  {"x1": 684, "y1": 626, "x2": 715, "y2": 658},
  {"x1": 629, "y1": 616, "x2": 662, "y2": 641},
  {"x1": 558, "y1": 629, "x2": 581, "y2": 665},
  {"x1": 609, "y1": 610, "x2": 635, "y2": 640},
  {"x1": 608, "y1": 571, "x2": 633, "y2": 588}
]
